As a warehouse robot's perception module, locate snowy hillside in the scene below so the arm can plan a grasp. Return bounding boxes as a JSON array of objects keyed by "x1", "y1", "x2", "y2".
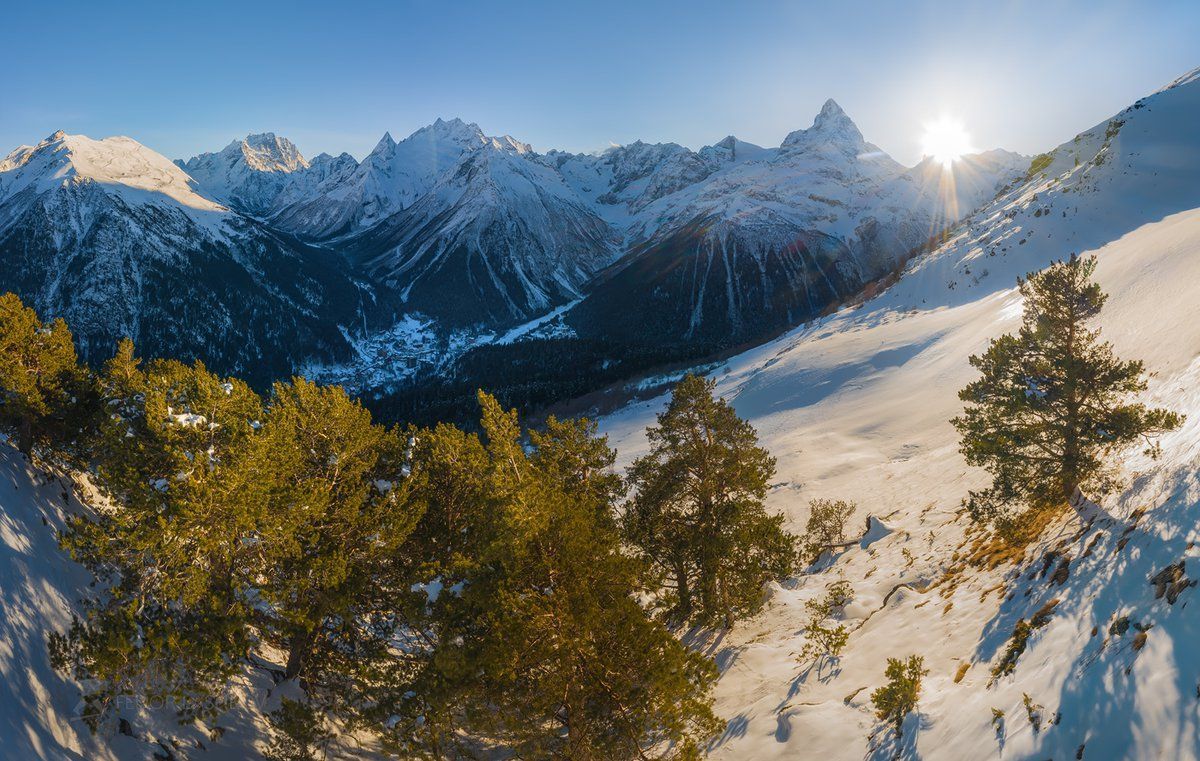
[{"x1": 596, "y1": 67, "x2": 1200, "y2": 759}]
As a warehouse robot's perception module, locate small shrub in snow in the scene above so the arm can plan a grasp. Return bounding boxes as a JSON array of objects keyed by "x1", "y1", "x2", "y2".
[
  {"x1": 1023, "y1": 693, "x2": 1043, "y2": 733},
  {"x1": 871, "y1": 655, "x2": 928, "y2": 736},
  {"x1": 799, "y1": 582, "x2": 854, "y2": 662},
  {"x1": 803, "y1": 498, "x2": 857, "y2": 563},
  {"x1": 1026, "y1": 153, "x2": 1054, "y2": 177},
  {"x1": 992, "y1": 600, "x2": 1058, "y2": 680}
]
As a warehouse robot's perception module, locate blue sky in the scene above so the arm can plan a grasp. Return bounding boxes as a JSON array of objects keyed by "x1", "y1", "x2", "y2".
[{"x1": 3, "y1": 0, "x2": 1197, "y2": 165}]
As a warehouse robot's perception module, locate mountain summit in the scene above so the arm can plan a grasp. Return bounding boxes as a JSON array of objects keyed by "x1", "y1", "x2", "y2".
[
  {"x1": 269, "y1": 118, "x2": 507, "y2": 238},
  {"x1": 1, "y1": 131, "x2": 224, "y2": 214},
  {"x1": 780, "y1": 98, "x2": 875, "y2": 157},
  {"x1": 178, "y1": 132, "x2": 312, "y2": 215}
]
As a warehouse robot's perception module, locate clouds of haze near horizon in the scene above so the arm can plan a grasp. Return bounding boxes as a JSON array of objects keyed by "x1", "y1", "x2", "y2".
[{"x1": 2, "y1": 0, "x2": 1197, "y2": 166}]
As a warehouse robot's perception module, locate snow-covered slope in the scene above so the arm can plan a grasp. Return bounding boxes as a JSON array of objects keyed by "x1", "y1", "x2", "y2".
[
  {"x1": 178, "y1": 133, "x2": 312, "y2": 215},
  {"x1": 270, "y1": 150, "x2": 359, "y2": 213},
  {"x1": 0, "y1": 450, "x2": 105, "y2": 761},
  {"x1": 597, "y1": 67, "x2": 1200, "y2": 760},
  {"x1": 1, "y1": 131, "x2": 225, "y2": 214},
  {"x1": 0, "y1": 132, "x2": 381, "y2": 385},
  {"x1": 0, "y1": 446, "x2": 323, "y2": 760}
]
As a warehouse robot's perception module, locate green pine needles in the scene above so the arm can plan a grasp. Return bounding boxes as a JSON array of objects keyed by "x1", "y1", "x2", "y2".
[
  {"x1": 954, "y1": 255, "x2": 1182, "y2": 533},
  {"x1": 624, "y1": 374, "x2": 801, "y2": 627},
  {"x1": 0, "y1": 293, "x2": 748, "y2": 759}
]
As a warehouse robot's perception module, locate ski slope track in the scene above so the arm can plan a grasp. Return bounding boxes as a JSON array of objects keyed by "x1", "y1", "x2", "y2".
[{"x1": 598, "y1": 67, "x2": 1200, "y2": 759}]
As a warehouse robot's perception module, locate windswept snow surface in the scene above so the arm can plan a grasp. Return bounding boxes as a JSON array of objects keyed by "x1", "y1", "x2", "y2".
[{"x1": 599, "y1": 68, "x2": 1200, "y2": 760}]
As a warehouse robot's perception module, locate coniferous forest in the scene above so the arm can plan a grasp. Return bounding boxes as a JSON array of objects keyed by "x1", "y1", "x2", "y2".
[{"x1": 0, "y1": 291, "x2": 802, "y2": 759}]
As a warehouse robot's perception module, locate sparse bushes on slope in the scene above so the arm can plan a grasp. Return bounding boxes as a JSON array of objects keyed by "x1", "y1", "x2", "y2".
[
  {"x1": 802, "y1": 498, "x2": 857, "y2": 563},
  {"x1": 799, "y1": 581, "x2": 853, "y2": 663},
  {"x1": 1026, "y1": 153, "x2": 1054, "y2": 178}
]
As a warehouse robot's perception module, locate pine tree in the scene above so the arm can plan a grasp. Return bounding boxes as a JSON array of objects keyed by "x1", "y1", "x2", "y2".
[
  {"x1": 55, "y1": 345, "x2": 267, "y2": 727},
  {"x1": 254, "y1": 378, "x2": 420, "y2": 690},
  {"x1": 0, "y1": 293, "x2": 86, "y2": 454},
  {"x1": 625, "y1": 374, "x2": 799, "y2": 626},
  {"x1": 393, "y1": 393, "x2": 720, "y2": 759},
  {"x1": 953, "y1": 255, "x2": 1182, "y2": 531}
]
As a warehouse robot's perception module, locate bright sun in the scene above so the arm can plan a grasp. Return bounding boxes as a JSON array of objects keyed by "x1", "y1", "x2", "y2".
[{"x1": 921, "y1": 116, "x2": 974, "y2": 167}]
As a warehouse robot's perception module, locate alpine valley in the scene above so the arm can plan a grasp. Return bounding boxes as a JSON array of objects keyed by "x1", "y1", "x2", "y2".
[{"x1": 1, "y1": 102, "x2": 1025, "y2": 419}]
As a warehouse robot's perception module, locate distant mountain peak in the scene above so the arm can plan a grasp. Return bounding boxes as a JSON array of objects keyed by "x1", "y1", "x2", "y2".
[
  {"x1": 219, "y1": 132, "x2": 308, "y2": 174},
  {"x1": 817, "y1": 98, "x2": 846, "y2": 119},
  {"x1": 371, "y1": 132, "x2": 397, "y2": 155},
  {"x1": 2, "y1": 132, "x2": 224, "y2": 213},
  {"x1": 780, "y1": 98, "x2": 871, "y2": 156}
]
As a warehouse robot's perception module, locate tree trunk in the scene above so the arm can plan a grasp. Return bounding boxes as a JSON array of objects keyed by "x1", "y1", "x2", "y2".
[
  {"x1": 1066, "y1": 484, "x2": 1097, "y2": 521},
  {"x1": 674, "y1": 559, "x2": 692, "y2": 621},
  {"x1": 284, "y1": 626, "x2": 317, "y2": 681},
  {"x1": 16, "y1": 416, "x2": 33, "y2": 456}
]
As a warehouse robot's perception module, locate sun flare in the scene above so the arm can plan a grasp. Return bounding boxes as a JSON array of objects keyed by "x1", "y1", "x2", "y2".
[{"x1": 921, "y1": 116, "x2": 974, "y2": 167}]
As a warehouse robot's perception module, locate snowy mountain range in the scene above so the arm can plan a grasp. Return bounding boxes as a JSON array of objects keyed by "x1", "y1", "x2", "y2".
[
  {"x1": 0, "y1": 131, "x2": 383, "y2": 385},
  {"x1": 1, "y1": 101, "x2": 1025, "y2": 391}
]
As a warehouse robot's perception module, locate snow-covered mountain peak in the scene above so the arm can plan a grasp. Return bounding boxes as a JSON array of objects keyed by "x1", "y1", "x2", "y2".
[
  {"x1": 270, "y1": 119, "x2": 510, "y2": 238},
  {"x1": 408, "y1": 117, "x2": 488, "y2": 148},
  {"x1": 231, "y1": 132, "x2": 308, "y2": 173},
  {"x1": 780, "y1": 98, "x2": 872, "y2": 157},
  {"x1": 699, "y1": 135, "x2": 770, "y2": 165},
  {"x1": 487, "y1": 134, "x2": 533, "y2": 154},
  {"x1": 372, "y1": 131, "x2": 397, "y2": 154},
  {"x1": 1, "y1": 131, "x2": 224, "y2": 212},
  {"x1": 816, "y1": 97, "x2": 847, "y2": 120},
  {"x1": 177, "y1": 132, "x2": 314, "y2": 214}
]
